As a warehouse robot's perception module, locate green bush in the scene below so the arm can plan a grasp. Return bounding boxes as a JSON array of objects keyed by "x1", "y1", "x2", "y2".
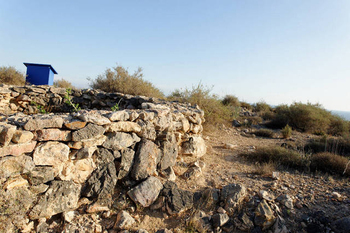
[
  {"x1": 89, "y1": 65, "x2": 164, "y2": 98},
  {"x1": 240, "y1": 101, "x2": 253, "y2": 110},
  {"x1": 254, "y1": 129, "x2": 274, "y2": 138},
  {"x1": 254, "y1": 101, "x2": 271, "y2": 112},
  {"x1": 310, "y1": 152, "x2": 350, "y2": 176},
  {"x1": 53, "y1": 78, "x2": 74, "y2": 89},
  {"x1": 168, "y1": 83, "x2": 231, "y2": 125},
  {"x1": 281, "y1": 124, "x2": 292, "y2": 139},
  {"x1": 0, "y1": 66, "x2": 25, "y2": 85},
  {"x1": 222, "y1": 95, "x2": 240, "y2": 107}
]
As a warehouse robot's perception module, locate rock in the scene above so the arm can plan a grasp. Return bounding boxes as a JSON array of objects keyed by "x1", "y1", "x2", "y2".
[
  {"x1": 254, "y1": 199, "x2": 276, "y2": 230},
  {"x1": 102, "y1": 132, "x2": 141, "y2": 151},
  {"x1": 0, "y1": 185, "x2": 35, "y2": 217},
  {"x1": 26, "y1": 166, "x2": 55, "y2": 185},
  {"x1": 29, "y1": 180, "x2": 81, "y2": 219},
  {"x1": 81, "y1": 162, "x2": 117, "y2": 206},
  {"x1": 131, "y1": 139, "x2": 160, "y2": 180},
  {"x1": 332, "y1": 217, "x2": 350, "y2": 233},
  {"x1": 109, "y1": 110, "x2": 130, "y2": 121},
  {"x1": 0, "y1": 155, "x2": 34, "y2": 179},
  {"x1": 234, "y1": 212, "x2": 254, "y2": 231},
  {"x1": 11, "y1": 130, "x2": 34, "y2": 144},
  {"x1": 136, "y1": 119, "x2": 157, "y2": 140},
  {"x1": 212, "y1": 213, "x2": 229, "y2": 227},
  {"x1": 64, "y1": 120, "x2": 87, "y2": 130},
  {"x1": 24, "y1": 116, "x2": 64, "y2": 130},
  {"x1": 232, "y1": 120, "x2": 241, "y2": 127},
  {"x1": 0, "y1": 140, "x2": 37, "y2": 157},
  {"x1": 127, "y1": 176, "x2": 163, "y2": 207},
  {"x1": 75, "y1": 146, "x2": 97, "y2": 159},
  {"x1": 0, "y1": 124, "x2": 16, "y2": 146},
  {"x1": 86, "y1": 203, "x2": 110, "y2": 213},
  {"x1": 332, "y1": 191, "x2": 342, "y2": 200},
  {"x1": 72, "y1": 123, "x2": 106, "y2": 141},
  {"x1": 3, "y1": 175, "x2": 29, "y2": 190},
  {"x1": 68, "y1": 134, "x2": 107, "y2": 149},
  {"x1": 159, "y1": 167, "x2": 176, "y2": 181},
  {"x1": 30, "y1": 184, "x2": 49, "y2": 194},
  {"x1": 276, "y1": 194, "x2": 293, "y2": 209},
  {"x1": 63, "y1": 210, "x2": 77, "y2": 223},
  {"x1": 61, "y1": 214, "x2": 103, "y2": 233},
  {"x1": 273, "y1": 216, "x2": 288, "y2": 233},
  {"x1": 58, "y1": 157, "x2": 96, "y2": 184},
  {"x1": 107, "y1": 121, "x2": 142, "y2": 133},
  {"x1": 259, "y1": 190, "x2": 275, "y2": 202},
  {"x1": 161, "y1": 181, "x2": 193, "y2": 215},
  {"x1": 159, "y1": 135, "x2": 178, "y2": 170},
  {"x1": 93, "y1": 147, "x2": 116, "y2": 167},
  {"x1": 114, "y1": 211, "x2": 135, "y2": 229},
  {"x1": 221, "y1": 183, "x2": 247, "y2": 215},
  {"x1": 36, "y1": 128, "x2": 71, "y2": 141},
  {"x1": 193, "y1": 188, "x2": 220, "y2": 212},
  {"x1": 181, "y1": 136, "x2": 206, "y2": 158},
  {"x1": 33, "y1": 141, "x2": 70, "y2": 174},
  {"x1": 118, "y1": 148, "x2": 135, "y2": 179},
  {"x1": 77, "y1": 111, "x2": 111, "y2": 125},
  {"x1": 272, "y1": 172, "x2": 280, "y2": 180},
  {"x1": 224, "y1": 143, "x2": 237, "y2": 149},
  {"x1": 182, "y1": 165, "x2": 202, "y2": 180}
]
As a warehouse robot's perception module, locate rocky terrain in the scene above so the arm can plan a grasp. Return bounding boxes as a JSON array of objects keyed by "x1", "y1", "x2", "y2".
[{"x1": 0, "y1": 85, "x2": 349, "y2": 233}]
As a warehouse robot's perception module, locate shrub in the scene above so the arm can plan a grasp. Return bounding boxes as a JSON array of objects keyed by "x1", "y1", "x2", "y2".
[
  {"x1": 305, "y1": 137, "x2": 350, "y2": 156},
  {"x1": 53, "y1": 78, "x2": 73, "y2": 89},
  {"x1": 328, "y1": 115, "x2": 349, "y2": 136},
  {"x1": 281, "y1": 124, "x2": 292, "y2": 139},
  {"x1": 222, "y1": 95, "x2": 240, "y2": 107},
  {"x1": 310, "y1": 152, "x2": 350, "y2": 176},
  {"x1": 168, "y1": 83, "x2": 231, "y2": 125},
  {"x1": 0, "y1": 66, "x2": 25, "y2": 85},
  {"x1": 254, "y1": 101, "x2": 271, "y2": 112},
  {"x1": 89, "y1": 65, "x2": 164, "y2": 98},
  {"x1": 240, "y1": 101, "x2": 253, "y2": 110},
  {"x1": 241, "y1": 146, "x2": 308, "y2": 169},
  {"x1": 254, "y1": 129, "x2": 274, "y2": 138},
  {"x1": 253, "y1": 162, "x2": 276, "y2": 176}
]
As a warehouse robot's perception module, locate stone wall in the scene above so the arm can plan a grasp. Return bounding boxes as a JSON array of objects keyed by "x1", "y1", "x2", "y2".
[{"x1": 0, "y1": 85, "x2": 206, "y2": 232}]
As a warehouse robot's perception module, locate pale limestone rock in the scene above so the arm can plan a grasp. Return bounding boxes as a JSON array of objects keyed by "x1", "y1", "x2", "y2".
[
  {"x1": 4, "y1": 175, "x2": 29, "y2": 190},
  {"x1": 114, "y1": 211, "x2": 135, "y2": 229},
  {"x1": 107, "y1": 121, "x2": 142, "y2": 133},
  {"x1": 11, "y1": 130, "x2": 34, "y2": 144},
  {"x1": 102, "y1": 132, "x2": 140, "y2": 151},
  {"x1": 36, "y1": 129, "x2": 71, "y2": 141},
  {"x1": 77, "y1": 111, "x2": 111, "y2": 125},
  {"x1": 0, "y1": 155, "x2": 35, "y2": 179},
  {"x1": 109, "y1": 110, "x2": 130, "y2": 121},
  {"x1": 181, "y1": 136, "x2": 206, "y2": 158},
  {"x1": 59, "y1": 158, "x2": 96, "y2": 184},
  {"x1": 0, "y1": 141, "x2": 37, "y2": 157},
  {"x1": 23, "y1": 116, "x2": 64, "y2": 130},
  {"x1": 0, "y1": 124, "x2": 16, "y2": 146}
]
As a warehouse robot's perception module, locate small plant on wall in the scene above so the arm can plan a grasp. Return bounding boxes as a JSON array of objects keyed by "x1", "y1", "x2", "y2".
[{"x1": 64, "y1": 88, "x2": 81, "y2": 112}]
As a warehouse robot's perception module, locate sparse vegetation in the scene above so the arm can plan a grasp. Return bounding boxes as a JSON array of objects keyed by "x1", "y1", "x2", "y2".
[
  {"x1": 222, "y1": 95, "x2": 240, "y2": 107},
  {"x1": 253, "y1": 162, "x2": 276, "y2": 176},
  {"x1": 281, "y1": 124, "x2": 292, "y2": 139},
  {"x1": 53, "y1": 78, "x2": 74, "y2": 89},
  {"x1": 168, "y1": 83, "x2": 231, "y2": 125},
  {"x1": 0, "y1": 66, "x2": 25, "y2": 85},
  {"x1": 31, "y1": 101, "x2": 48, "y2": 114},
  {"x1": 310, "y1": 152, "x2": 350, "y2": 176},
  {"x1": 64, "y1": 88, "x2": 81, "y2": 112},
  {"x1": 254, "y1": 129, "x2": 274, "y2": 138},
  {"x1": 89, "y1": 65, "x2": 164, "y2": 98},
  {"x1": 254, "y1": 101, "x2": 271, "y2": 112}
]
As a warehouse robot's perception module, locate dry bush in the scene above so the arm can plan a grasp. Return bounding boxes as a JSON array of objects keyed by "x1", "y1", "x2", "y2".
[
  {"x1": 240, "y1": 101, "x2": 253, "y2": 110},
  {"x1": 53, "y1": 78, "x2": 73, "y2": 89},
  {"x1": 168, "y1": 83, "x2": 231, "y2": 125},
  {"x1": 222, "y1": 95, "x2": 240, "y2": 107},
  {"x1": 254, "y1": 101, "x2": 271, "y2": 112},
  {"x1": 311, "y1": 152, "x2": 350, "y2": 176},
  {"x1": 254, "y1": 129, "x2": 274, "y2": 138},
  {"x1": 0, "y1": 66, "x2": 25, "y2": 85},
  {"x1": 90, "y1": 65, "x2": 164, "y2": 98},
  {"x1": 305, "y1": 136, "x2": 350, "y2": 156},
  {"x1": 253, "y1": 162, "x2": 276, "y2": 176},
  {"x1": 281, "y1": 124, "x2": 292, "y2": 139}
]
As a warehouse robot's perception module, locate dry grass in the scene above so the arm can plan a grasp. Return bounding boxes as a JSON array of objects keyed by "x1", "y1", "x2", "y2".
[
  {"x1": 310, "y1": 152, "x2": 350, "y2": 176},
  {"x1": 253, "y1": 162, "x2": 276, "y2": 176},
  {"x1": 254, "y1": 129, "x2": 274, "y2": 138}
]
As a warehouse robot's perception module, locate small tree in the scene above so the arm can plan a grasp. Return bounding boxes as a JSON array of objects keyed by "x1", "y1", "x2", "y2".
[
  {"x1": 89, "y1": 65, "x2": 164, "y2": 98},
  {"x1": 0, "y1": 66, "x2": 25, "y2": 85}
]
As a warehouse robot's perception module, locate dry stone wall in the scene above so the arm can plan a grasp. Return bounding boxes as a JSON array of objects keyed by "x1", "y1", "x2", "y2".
[{"x1": 0, "y1": 85, "x2": 206, "y2": 232}]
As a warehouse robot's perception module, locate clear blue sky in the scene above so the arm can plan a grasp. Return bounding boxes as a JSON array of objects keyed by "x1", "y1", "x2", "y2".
[{"x1": 1, "y1": 0, "x2": 350, "y2": 111}]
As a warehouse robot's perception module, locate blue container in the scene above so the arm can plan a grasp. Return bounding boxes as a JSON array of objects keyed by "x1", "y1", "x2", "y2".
[{"x1": 23, "y1": 63, "x2": 58, "y2": 85}]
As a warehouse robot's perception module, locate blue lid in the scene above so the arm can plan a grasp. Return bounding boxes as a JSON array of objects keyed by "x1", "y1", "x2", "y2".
[{"x1": 23, "y1": 62, "x2": 58, "y2": 74}]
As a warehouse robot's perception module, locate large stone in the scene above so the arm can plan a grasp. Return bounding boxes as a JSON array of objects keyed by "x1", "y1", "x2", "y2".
[
  {"x1": 0, "y1": 124, "x2": 16, "y2": 146},
  {"x1": 131, "y1": 139, "x2": 160, "y2": 180},
  {"x1": 118, "y1": 148, "x2": 135, "y2": 179},
  {"x1": 181, "y1": 136, "x2": 206, "y2": 158},
  {"x1": 107, "y1": 121, "x2": 142, "y2": 133},
  {"x1": 81, "y1": 162, "x2": 117, "y2": 206},
  {"x1": 23, "y1": 116, "x2": 64, "y2": 130},
  {"x1": 136, "y1": 119, "x2": 157, "y2": 140},
  {"x1": 93, "y1": 147, "x2": 116, "y2": 167},
  {"x1": 64, "y1": 120, "x2": 87, "y2": 130},
  {"x1": 0, "y1": 185, "x2": 35, "y2": 216},
  {"x1": 221, "y1": 183, "x2": 247, "y2": 215},
  {"x1": 68, "y1": 134, "x2": 106, "y2": 149},
  {"x1": 276, "y1": 194, "x2": 293, "y2": 209},
  {"x1": 159, "y1": 135, "x2": 178, "y2": 171},
  {"x1": 59, "y1": 158, "x2": 96, "y2": 184},
  {"x1": 109, "y1": 110, "x2": 130, "y2": 122},
  {"x1": 114, "y1": 211, "x2": 135, "y2": 229},
  {"x1": 36, "y1": 129, "x2": 71, "y2": 141},
  {"x1": 26, "y1": 166, "x2": 55, "y2": 185},
  {"x1": 77, "y1": 111, "x2": 111, "y2": 125},
  {"x1": 193, "y1": 188, "x2": 220, "y2": 212},
  {"x1": 127, "y1": 176, "x2": 163, "y2": 207},
  {"x1": 0, "y1": 155, "x2": 35, "y2": 179},
  {"x1": 212, "y1": 213, "x2": 230, "y2": 228},
  {"x1": 0, "y1": 141, "x2": 37, "y2": 157},
  {"x1": 29, "y1": 180, "x2": 81, "y2": 219},
  {"x1": 72, "y1": 123, "x2": 105, "y2": 141},
  {"x1": 254, "y1": 199, "x2": 276, "y2": 230},
  {"x1": 11, "y1": 130, "x2": 34, "y2": 144},
  {"x1": 161, "y1": 181, "x2": 193, "y2": 215},
  {"x1": 33, "y1": 141, "x2": 70, "y2": 174},
  {"x1": 102, "y1": 132, "x2": 140, "y2": 151}
]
